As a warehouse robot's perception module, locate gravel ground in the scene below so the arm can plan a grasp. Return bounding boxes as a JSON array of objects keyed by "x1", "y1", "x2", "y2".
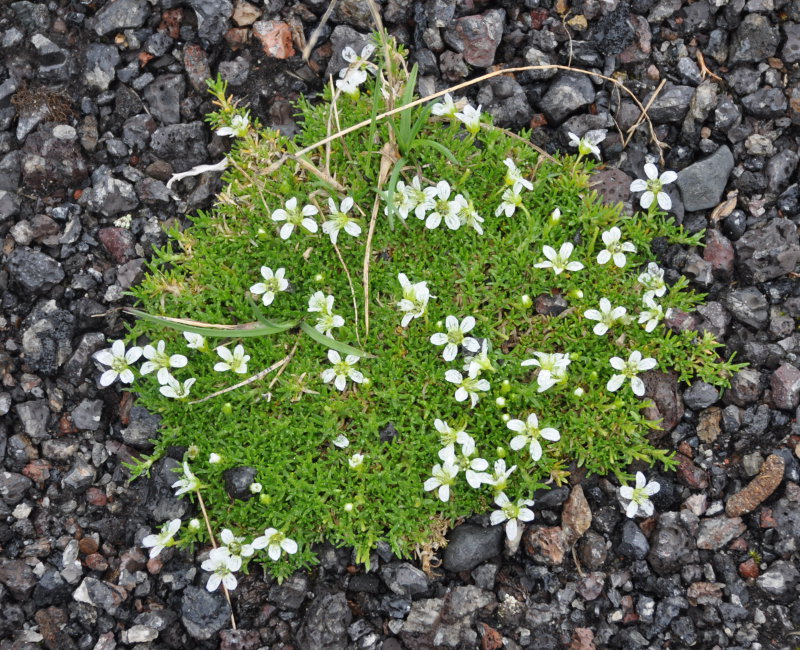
[{"x1": 1, "y1": 0, "x2": 800, "y2": 648}]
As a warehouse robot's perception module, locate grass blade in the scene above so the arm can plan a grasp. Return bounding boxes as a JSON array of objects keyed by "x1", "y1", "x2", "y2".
[
  {"x1": 125, "y1": 307, "x2": 297, "y2": 337},
  {"x1": 299, "y1": 321, "x2": 376, "y2": 358}
]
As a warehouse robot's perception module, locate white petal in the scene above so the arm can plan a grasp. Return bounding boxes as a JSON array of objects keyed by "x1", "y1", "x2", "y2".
[
  {"x1": 281, "y1": 538, "x2": 298, "y2": 555},
  {"x1": 626, "y1": 501, "x2": 639, "y2": 518},
  {"x1": 506, "y1": 518, "x2": 518, "y2": 540},
  {"x1": 490, "y1": 510, "x2": 506, "y2": 526},
  {"x1": 619, "y1": 486, "x2": 634, "y2": 500},
  {"x1": 643, "y1": 163, "x2": 658, "y2": 180},
  {"x1": 639, "y1": 357, "x2": 658, "y2": 371},
  {"x1": 206, "y1": 574, "x2": 222, "y2": 592},
  {"x1": 597, "y1": 250, "x2": 611, "y2": 265},
  {"x1": 631, "y1": 377, "x2": 645, "y2": 396},
  {"x1": 334, "y1": 375, "x2": 347, "y2": 391},
  {"x1": 444, "y1": 369, "x2": 463, "y2": 384},
  {"x1": 660, "y1": 170, "x2": 677, "y2": 184},
  {"x1": 430, "y1": 333, "x2": 448, "y2": 346},
  {"x1": 443, "y1": 344, "x2": 457, "y2": 362},
  {"x1": 656, "y1": 191, "x2": 672, "y2": 211},
  {"x1": 268, "y1": 544, "x2": 281, "y2": 561},
  {"x1": 454, "y1": 387, "x2": 468, "y2": 402},
  {"x1": 606, "y1": 374, "x2": 625, "y2": 392},
  {"x1": 279, "y1": 223, "x2": 294, "y2": 240},
  {"x1": 640, "y1": 191, "x2": 655, "y2": 209},
  {"x1": 645, "y1": 481, "x2": 661, "y2": 496},
  {"x1": 629, "y1": 179, "x2": 648, "y2": 192}
]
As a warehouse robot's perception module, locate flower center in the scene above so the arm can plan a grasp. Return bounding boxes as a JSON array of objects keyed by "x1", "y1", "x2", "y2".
[
  {"x1": 436, "y1": 199, "x2": 449, "y2": 215},
  {"x1": 334, "y1": 361, "x2": 350, "y2": 376},
  {"x1": 111, "y1": 357, "x2": 128, "y2": 373},
  {"x1": 646, "y1": 178, "x2": 663, "y2": 194},
  {"x1": 288, "y1": 208, "x2": 304, "y2": 225},
  {"x1": 447, "y1": 329, "x2": 465, "y2": 345},
  {"x1": 265, "y1": 278, "x2": 281, "y2": 292}
]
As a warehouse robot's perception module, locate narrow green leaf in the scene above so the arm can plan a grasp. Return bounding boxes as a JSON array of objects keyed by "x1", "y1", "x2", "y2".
[
  {"x1": 299, "y1": 321, "x2": 376, "y2": 358},
  {"x1": 125, "y1": 307, "x2": 297, "y2": 337},
  {"x1": 384, "y1": 156, "x2": 408, "y2": 231},
  {"x1": 409, "y1": 138, "x2": 459, "y2": 165}
]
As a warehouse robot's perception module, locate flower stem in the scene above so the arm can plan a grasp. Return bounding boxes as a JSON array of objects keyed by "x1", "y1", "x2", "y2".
[{"x1": 197, "y1": 490, "x2": 237, "y2": 630}]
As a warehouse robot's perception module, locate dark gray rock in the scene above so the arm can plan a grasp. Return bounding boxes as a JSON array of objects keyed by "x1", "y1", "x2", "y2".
[
  {"x1": 83, "y1": 44, "x2": 121, "y2": 91},
  {"x1": 647, "y1": 513, "x2": 695, "y2": 576},
  {"x1": 22, "y1": 128, "x2": 88, "y2": 193},
  {"x1": 268, "y1": 573, "x2": 308, "y2": 609},
  {"x1": 721, "y1": 286, "x2": 769, "y2": 330},
  {"x1": 71, "y1": 400, "x2": 103, "y2": 431},
  {"x1": 187, "y1": 0, "x2": 233, "y2": 45},
  {"x1": 0, "y1": 472, "x2": 33, "y2": 505},
  {"x1": 618, "y1": 519, "x2": 649, "y2": 560},
  {"x1": 93, "y1": 0, "x2": 150, "y2": 36},
  {"x1": 143, "y1": 75, "x2": 186, "y2": 125},
  {"x1": 181, "y1": 585, "x2": 231, "y2": 640},
  {"x1": 683, "y1": 381, "x2": 720, "y2": 410},
  {"x1": 523, "y1": 46, "x2": 555, "y2": 80},
  {"x1": 296, "y1": 592, "x2": 352, "y2": 650},
  {"x1": 646, "y1": 84, "x2": 694, "y2": 123},
  {"x1": 442, "y1": 585, "x2": 496, "y2": 621},
  {"x1": 784, "y1": 22, "x2": 800, "y2": 63},
  {"x1": 223, "y1": 466, "x2": 257, "y2": 500},
  {"x1": 577, "y1": 530, "x2": 607, "y2": 570},
  {"x1": 653, "y1": 596, "x2": 687, "y2": 633},
  {"x1": 84, "y1": 174, "x2": 138, "y2": 217},
  {"x1": 734, "y1": 219, "x2": 800, "y2": 284},
  {"x1": 0, "y1": 189, "x2": 20, "y2": 222},
  {"x1": 442, "y1": 524, "x2": 504, "y2": 572},
  {"x1": 0, "y1": 559, "x2": 37, "y2": 600},
  {"x1": 15, "y1": 399, "x2": 49, "y2": 441},
  {"x1": 218, "y1": 57, "x2": 250, "y2": 86},
  {"x1": 476, "y1": 76, "x2": 532, "y2": 129},
  {"x1": 31, "y1": 33, "x2": 71, "y2": 81},
  {"x1": 150, "y1": 122, "x2": 209, "y2": 172},
  {"x1": 756, "y1": 560, "x2": 800, "y2": 603},
  {"x1": 62, "y1": 457, "x2": 96, "y2": 492},
  {"x1": 593, "y1": 4, "x2": 633, "y2": 55},
  {"x1": 22, "y1": 300, "x2": 75, "y2": 376},
  {"x1": 7, "y1": 247, "x2": 65, "y2": 294},
  {"x1": 380, "y1": 562, "x2": 429, "y2": 597},
  {"x1": 121, "y1": 406, "x2": 161, "y2": 449},
  {"x1": 741, "y1": 87, "x2": 789, "y2": 119},
  {"x1": 676, "y1": 145, "x2": 734, "y2": 211},
  {"x1": 538, "y1": 74, "x2": 595, "y2": 125},
  {"x1": 64, "y1": 333, "x2": 107, "y2": 384},
  {"x1": 766, "y1": 150, "x2": 799, "y2": 194},
  {"x1": 729, "y1": 13, "x2": 780, "y2": 65},
  {"x1": 671, "y1": 616, "x2": 697, "y2": 646},
  {"x1": 714, "y1": 95, "x2": 741, "y2": 132}
]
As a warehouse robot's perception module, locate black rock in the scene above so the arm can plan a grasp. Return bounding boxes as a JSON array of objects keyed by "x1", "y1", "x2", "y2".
[
  {"x1": 646, "y1": 513, "x2": 695, "y2": 576},
  {"x1": 476, "y1": 76, "x2": 533, "y2": 129},
  {"x1": 729, "y1": 13, "x2": 781, "y2": 65},
  {"x1": 756, "y1": 560, "x2": 800, "y2": 604},
  {"x1": 0, "y1": 472, "x2": 33, "y2": 506},
  {"x1": 92, "y1": 0, "x2": 150, "y2": 36},
  {"x1": 143, "y1": 74, "x2": 186, "y2": 126},
  {"x1": 618, "y1": 519, "x2": 649, "y2": 560},
  {"x1": 646, "y1": 84, "x2": 694, "y2": 124},
  {"x1": 223, "y1": 466, "x2": 258, "y2": 500},
  {"x1": 442, "y1": 524, "x2": 504, "y2": 572},
  {"x1": 721, "y1": 287, "x2": 769, "y2": 329},
  {"x1": 7, "y1": 247, "x2": 65, "y2": 295},
  {"x1": 734, "y1": 219, "x2": 800, "y2": 284},
  {"x1": 181, "y1": 585, "x2": 231, "y2": 640},
  {"x1": 380, "y1": 562, "x2": 429, "y2": 597},
  {"x1": 150, "y1": 122, "x2": 209, "y2": 172},
  {"x1": 683, "y1": 381, "x2": 719, "y2": 410},
  {"x1": 538, "y1": 74, "x2": 595, "y2": 125},
  {"x1": 676, "y1": 145, "x2": 734, "y2": 211},
  {"x1": 741, "y1": 87, "x2": 789, "y2": 119},
  {"x1": 186, "y1": 0, "x2": 233, "y2": 45},
  {"x1": 22, "y1": 299, "x2": 75, "y2": 376},
  {"x1": 0, "y1": 559, "x2": 37, "y2": 601},
  {"x1": 121, "y1": 406, "x2": 161, "y2": 449},
  {"x1": 593, "y1": 4, "x2": 633, "y2": 55},
  {"x1": 296, "y1": 592, "x2": 352, "y2": 650}
]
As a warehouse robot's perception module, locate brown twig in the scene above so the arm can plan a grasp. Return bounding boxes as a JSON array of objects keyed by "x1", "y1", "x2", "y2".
[{"x1": 623, "y1": 78, "x2": 665, "y2": 148}]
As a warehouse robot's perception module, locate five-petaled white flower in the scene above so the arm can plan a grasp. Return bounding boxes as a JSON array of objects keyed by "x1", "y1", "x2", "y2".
[
  {"x1": 464, "y1": 339, "x2": 494, "y2": 377},
  {"x1": 534, "y1": 242, "x2": 584, "y2": 275},
  {"x1": 252, "y1": 527, "x2": 298, "y2": 561},
  {"x1": 619, "y1": 471, "x2": 660, "y2": 518},
  {"x1": 214, "y1": 344, "x2": 250, "y2": 374},
  {"x1": 424, "y1": 181, "x2": 462, "y2": 230},
  {"x1": 638, "y1": 262, "x2": 667, "y2": 302},
  {"x1": 445, "y1": 368, "x2": 490, "y2": 408},
  {"x1": 323, "y1": 197, "x2": 361, "y2": 244},
  {"x1": 271, "y1": 197, "x2": 319, "y2": 240},
  {"x1": 495, "y1": 185, "x2": 524, "y2": 217},
  {"x1": 430, "y1": 315, "x2": 480, "y2": 362},
  {"x1": 250, "y1": 266, "x2": 289, "y2": 306},
  {"x1": 348, "y1": 452, "x2": 365, "y2": 469},
  {"x1": 201, "y1": 547, "x2": 241, "y2": 592},
  {"x1": 405, "y1": 176, "x2": 437, "y2": 220},
  {"x1": 94, "y1": 340, "x2": 143, "y2": 387},
  {"x1": 508, "y1": 412, "x2": 561, "y2": 462},
  {"x1": 597, "y1": 227, "x2": 636, "y2": 268},
  {"x1": 484, "y1": 459, "x2": 517, "y2": 493},
  {"x1": 455, "y1": 103, "x2": 482, "y2": 134},
  {"x1": 142, "y1": 518, "x2": 181, "y2": 559},
  {"x1": 216, "y1": 113, "x2": 249, "y2": 138},
  {"x1": 567, "y1": 129, "x2": 606, "y2": 160},
  {"x1": 183, "y1": 331, "x2": 207, "y2": 351},
  {"x1": 503, "y1": 158, "x2": 533, "y2": 191},
  {"x1": 439, "y1": 445, "x2": 489, "y2": 489},
  {"x1": 490, "y1": 492, "x2": 535, "y2": 540},
  {"x1": 397, "y1": 273, "x2": 433, "y2": 327},
  {"x1": 307, "y1": 292, "x2": 344, "y2": 337},
  {"x1": 141, "y1": 340, "x2": 188, "y2": 384},
  {"x1": 336, "y1": 68, "x2": 368, "y2": 96},
  {"x1": 423, "y1": 460, "x2": 459, "y2": 502},
  {"x1": 321, "y1": 350, "x2": 364, "y2": 391},
  {"x1": 434, "y1": 418, "x2": 475, "y2": 456},
  {"x1": 521, "y1": 352, "x2": 571, "y2": 392},
  {"x1": 638, "y1": 295, "x2": 665, "y2": 333},
  {"x1": 159, "y1": 375, "x2": 196, "y2": 399},
  {"x1": 172, "y1": 461, "x2": 202, "y2": 496},
  {"x1": 607, "y1": 350, "x2": 657, "y2": 397},
  {"x1": 583, "y1": 298, "x2": 627, "y2": 336},
  {"x1": 629, "y1": 163, "x2": 677, "y2": 211},
  {"x1": 219, "y1": 528, "x2": 255, "y2": 561},
  {"x1": 431, "y1": 93, "x2": 459, "y2": 118}
]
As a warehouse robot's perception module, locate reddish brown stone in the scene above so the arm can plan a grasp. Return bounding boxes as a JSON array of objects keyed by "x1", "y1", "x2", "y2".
[
  {"x1": 523, "y1": 526, "x2": 567, "y2": 565},
  {"x1": 252, "y1": 20, "x2": 296, "y2": 59},
  {"x1": 224, "y1": 27, "x2": 249, "y2": 50},
  {"x1": 34, "y1": 607, "x2": 70, "y2": 650},
  {"x1": 569, "y1": 628, "x2": 596, "y2": 650},
  {"x1": 146, "y1": 556, "x2": 163, "y2": 575},
  {"x1": 22, "y1": 459, "x2": 51, "y2": 485},
  {"x1": 562, "y1": 485, "x2": 591, "y2": 546},
  {"x1": 687, "y1": 581, "x2": 724, "y2": 606},
  {"x1": 703, "y1": 229, "x2": 735, "y2": 280},
  {"x1": 481, "y1": 623, "x2": 503, "y2": 650},
  {"x1": 98, "y1": 227, "x2": 136, "y2": 264},
  {"x1": 85, "y1": 553, "x2": 109, "y2": 572},
  {"x1": 159, "y1": 8, "x2": 183, "y2": 39},
  {"x1": 86, "y1": 487, "x2": 107, "y2": 507},
  {"x1": 676, "y1": 453, "x2": 709, "y2": 489},
  {"x1": 183, "y1": 44, "x2": 211, "y2": 92},
  {"x1": 759, "y1": 507, "x2": 777, "y2": 528},
  {"x1": 642, "y1": 370, "x2": 685, "y2": 434},
  {"x1": 79, "y1": 537, "x2": 99, "y2": 555},
  {"x1": 738, "y1": 558, "x2": 759, "y2": 579},
  {"x1": 725, "y1": 453, "x2": 785, "y2": 517}
]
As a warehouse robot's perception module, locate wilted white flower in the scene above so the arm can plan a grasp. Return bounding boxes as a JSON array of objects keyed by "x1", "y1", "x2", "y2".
[
  {"x1": 340, "y1": 43, "x2": 375, "y2": 76},
  {"x1": 323, "y1": 197, "x2": 361, "y2": 245},
  {"x1": 455, "y1": 103, "x2": 482, "y2": 134},
  {"x1": 503, "y1": 158, "x2": 533, "y2": 191},
  {"x1": 484, "y1": 459, "x2": 517, "y2": 493},
  {"x1": 271, "y1": 197, "x2": 319, "y2": 240},
  {"x1": 249, "y1": 482, "x2": 263, "y2": 494},
  {"x1": 172, "y1": 461, "x2": 201, "y2": 496},
  {"x1": 397, "y1": 273, "x2": 432, "y2": 327},
  {"x1": 638, "y1": 262, "x2": 667, "y2": 302},
  {"x1": 490, "y1": 492, "x2": 535, "y2": 540},
  {"x1": 431, "y1": 92, "x2": 459, "y2": 118},
  {"x1": 619, "y1": 472, "x2": 660, "y2": 518},
  {"x1": 430, "y1": 315, "x2": 480, "y2": 362},
  {"x1": 567, "y1": 129, "x2": 606, "y2": 160},
  {"x1": 250, "y1": 267, "x2": 289, "y2": 307},
  {"x1": 142, "y1": 519, "x2": 181, "y2": 559},
  {"x1": 183, "y1": 331, "x2": 207, "y2": 351},
  {"x1": 607, "y1": 351, "x2": 658, "y2": 397},
  {"x1": 521, "y1": 352, "x2": 571, "y2": 392},
  {"x1": 321, "y1": 350, "x2": 364, "y2": 391},
  {"x1": 214, "y1": 344, "x2": 250, "y2": 374},
  {"x1": 252, "y1": 528, "x2": 298, "y2": 561},
  {"x1": 507, "y1": 413, "x2": 560, "y2": 462},
  {"x1": 434, "y1": 418, "x2": 475, "y2": 456},
  {"x1": 208, "y1": 453, "x2": 222, "y2": 464},
  {"x1": 597, "y1": 227, "x2": 636, "y2": 268},
  {"x1": 219, "y1": 528, "x2": 256, "y2": 561},
  {"x1": 534, "y1": 242, "x2": 584, "y2": 275},
  {"x1": 583, "y1": 298, "x2": 627, "y2": 336},
  {"x1": 335, "y1": 68, "x2": 368, "y2": 96},
  {"x1": 464, "y1": 339, "x2": 494, "y2": 377},
  {"x1": 333, "y1": 434, "x2": 350, "y2": 448},
  {"x1": 445, "y1": 368, "x2": 490, "y2": 408},
  {"x1": 638, "y1": 295, "x2": 665, "y2": 332},
  {"x1": 629, "y1": 163, "x2": 677, "y2": 211},
  {"x1": 495, "y1": 185, "x2": 524, "y2": 217},
  {"x1": 201, "y1": 547, "x2": 241, "y2": 592},
  {"x1": 93, "y1": 340, "x2": 143, "y2": 387},
  {"x1": 141, "y1": 340, "x2": 188, "y2": 384},
  {"x1": 348, "y1": 452, "x2": 365, "y2": 469},
  {"x1": 216, "y1": 113, "x2": 249, "y2": 138}
]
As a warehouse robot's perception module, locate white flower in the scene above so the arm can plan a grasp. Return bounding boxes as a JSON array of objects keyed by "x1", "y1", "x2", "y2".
[
  {"x1": 503, "y1": 158, "x2": 533, "y2": 191},
  {"x1": 583, "y1": 298, "x2": 627, "y2": 336},
  {"x1": 638, "y1": 295, "x2": 665, "y2": 333},
  {"x1": 431, "y1": 93, "x2": 459, "y2": 118},
  {"x1": 249, "y1": 482, "x2": 263, "y2": 494},
  {"x1": 405, "y1": 176, "x2": 437, "y2": 220},
  {"x1": 308, "y1": 291, "x2": 332, "y2": 313},
  {"x1": 495, "y1": 185, "x2": 524, "y2": 217},
  {"x1": 214, "y1": 344, "x2": 250, "y2": 374},
  {"x1": 397, "y1": 273, "x2": 432, "y2": 327},
  {"x1": 629, "y1": 163, "x2": 677, "y2": 211},
  {"x1": 183, "y1": 331, "x2": 207, "y2": 351},
  {"x1": 333, "y1": 434, "x2": 350, "y2": 448},
  {"x1": 321, "y1": 350, "x2": 364, "y2": 391},
  {"x1": 159, "y1": 376, "x2": 196, "y2": 399},
  {"x1": 534, "y1": 242, "x2": 584, "y2": 275},
  {"x1": 597, "y1": 227, "x2": 636, "y2": 268},
  {"x1": 455, "y1": 103, "x2": 482, "y2": 134},
  {"x1": 455, "y1": 196, "x2": 485, "y2": 234},
  {"x1": 172, "y1": 461, "x2": 201, "y2": 496},
  {"x1": 619, "y1": 472, "x2": 660, "y2": 518},
  {"x1": 607, "y1": 351, "x2": 658, "y2": 397},
  {"x1": 484, "y1": 459, "x2": 517, "y2": 493},
  {"x1": 216, "y1": 113, "x2": 249, "y2": 138},
  {"x1": 93, "y1": 340, "x2": 143, "y2": 387},
  {"x1": 220, "y1": 528, "x2": 256, "y2": 561},
  {"x1": 250, "y1": 267, "x2": 289, "y2": 306},
  {"x1": 335, "y1": 68, "x2": 368, "y2": 96},
  {"x1": 638, "y1": 262, "x2": 667, "y2": 301},
  {"x1": 424, "y1": 181, "x2": 462, "y2": 230},
  {"x1": 521, "y1": 352, "x2": 571, "y2": 392},
  {"x1": 464, "y1": 339, "x2": 494, "y2": 377},
  {"x1": 423, "y1": 460, "x2": 459, "y2": 502},
  {"x1": 445, "y1": 368, "x2": 490, "y2": 408},
  {"x1": 323, "y1": 197, "x2": 361, "y2": 245},
  {"x1": 508, "y1": 413, "x2": 560, "y2": 462},
  {"x1": 208, "y1": 453, "x2": 222, "y2": 464},
  {"x1": 348, "y1": 452, "x2": 365, "y2": 469},
  {"x1": 384, "y1": 180, "x2": 415, "y2": 220},
  {"x1": 438, "y1": 446, "x2": 489, "y2": 489},
  {"x1": 567, "y1": 129, "x2": 606, "y2": 160},
  {"x1": 434, "y1": 418, "x2": 476, "y2": 456},
  {"x1": 490, "y1": 492, "x2": 535, "y2": 540},
  {"x1": 201, "y1": 547, "x2": 241, "y2": 592},
  {"x1": 271, "y1": 197, "x2": 319, "y2": 240},
  {"x1": 340, "y1": 43, "x2": 375, "y2": 76},
  {"x1": 252, "y1": 528, "x2": 298, "y2": 561},
  {"x1": 430, "y1": 315, "x2": 480, "y2": 362},
  {"x1": 141, "y1": 340, "x2": 188, "y2": 384},
  {"x1": 142, "y1": 519, "x2": 181, "y2": 559}
]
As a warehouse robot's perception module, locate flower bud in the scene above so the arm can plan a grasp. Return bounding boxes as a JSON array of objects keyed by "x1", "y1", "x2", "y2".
[
  {"x1": 500, "y1": 379, "x2": 511, "y2": 394},
  {"x1": 496, "y1": 447, "x2": 507, "y2": 458},
  {"x1": 501, "y1": 413, "x2": 511, "y2": 422},
  {"x1": 495, "y1": 396, "x2": 507, "y2": 407},
  {"x1": 209, "y1": 453, "x2": 222, "y2": 464},
  {"x1": 344, "y1": 502, "x2": 354, "y2": 512},
  {"x1": 568, "y1": 288, "x2": 584, "y2": 300},
  {"x1": 187, "y1": 444, "x2": 200, "y2": 460},
  {"x1": 574, "y1": 387, "x2": 584, "y2": 397},
  {"x1": 249, "y1": 482, "x2": 263, "y2": 494},
  {"x1": 257, "y1": 228, "x2": 267, "y2": 241},
  {"x1": 188, "y1": 518, "x2": 201, "y2": 531},
  {"x1": 521, "y1": 294, "x2": 532, "y2": 308},
  {"x1": 259, "y1": 494, "x2": 272, "y2": 505},
  {"x1": 549, "y1": 207, "x2": 561, "y2": 225},
  {"x1": 314, "y1": 273, "x2": 324, "y2": 283},
  {"x1": 221, "y1": 402, "x2": 233, "y2": 415}
]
